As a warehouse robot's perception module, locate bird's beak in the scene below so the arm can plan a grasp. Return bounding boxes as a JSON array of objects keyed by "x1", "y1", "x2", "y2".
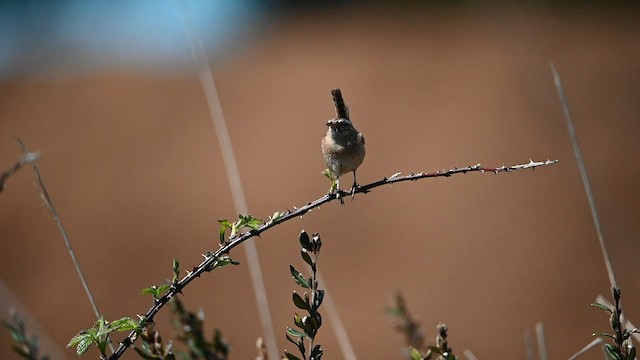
[{"x1": 326, "y1": 121, "x2": 335, "y2": 128}]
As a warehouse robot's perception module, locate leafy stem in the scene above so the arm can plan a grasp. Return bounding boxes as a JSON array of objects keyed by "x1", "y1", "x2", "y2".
[
  {"x1": 2, "y1": 310, "x2": 50, "y2": 360},
  {"x1": 593, "y1": 287, "x2": 639, "y2": 360},
  {"x1": 67, "y1": 317, "x2": 139, "y2": 359},
  {"x1": 387, "y1": 292, "x2": 457, "y2": 360},
  {"x1": 285, "y1": 231, "x2": 324, "y2": 360}
]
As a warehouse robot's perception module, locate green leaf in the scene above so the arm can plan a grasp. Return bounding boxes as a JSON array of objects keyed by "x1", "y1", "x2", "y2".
[
  {"x1": 285, "y1": 334, "x2": 298, "y2": 346},
  {"x1": 75, "y1": 337, "x2": 93, "y2": 355},
  {"x1": 321, "y1": 169, "x2": 338, "y2": 192},
  {"x1": 96, "y1": 337, "x2": 109, "y2": 354},
  {"x1": 604, "y1": 344, "x2": 623, "y2": 360},
  {"x1": 67, "y1": 333, "x2": 89, "y2": 348},
  {"x1": 172, "y1": 258, "x2": 180, "y2": 283},
  {"x1": 628, "y1": 346, "x2": 636, "y2": 360},
  {"x1": 297, "y1": 338, "x2": 306, "y2": 355},
  {"x1": 301, "y1": 250, "x2": 313, "y2": 267},
  {"x1": 7, "y1": 329, "x2": 22, "y2": 344},
  {"x1": 305, "y1": 313, "x2": 322, "y2": 334},
  {"x1": 110, "y1": 317, "x2": 138, "y2": 332},
  {"x1": 286, "y1": 327, "x2": 306, "y2": 339},
  {"x1": 140, "y1": 287, "x2": 157, "y2": 296},
  {"x1": 290, "y1": 265, "x2": 310, "y2": 289},
  {"x1": 217, "y1": 255, "x2": 240, "y2": 268},
  {"x1": 67, "y1": 329, "x2": 96, "y2": 355},
  {"x1": 312, "y1": 233, "x2": 322, "y2": 253},
  {"x1": 314, "y1": 289, "x2": 325, "y2": 310},
  {"x1": 154, "y1": 285, "x2": 169, "y2": 298},
  {"x1": 409, "y1": 347, "x2": 423, "y2": 360},
  {"x1": 591, "y1": 302, "x2": 613, "y2": 313},
  {"x1": 594, "y1": 332, "x2": 616, "y2": 340},
  {"x1": 140, "y1": 284, "x2": 170, "y2": 299},
  {"x1": 218, "y1": 219, "x2": 232, "y2": 228},
  {"x1": 310, "y1": 345, "x2": 323, "y2": 360},
  {"x1": 238, "y1": 214, "x2": 262, "y2": 230},
  {"x1": 321, "y1": 168, "x2": 334, "y2": 180},
  {"x1": 299, "y1": 231, "x2": 312, "y2": 251},
  {"x1": 294, "y1": 313, "x2": 305, "y2": 331},
  {"x1": 95, "y1": 317, "x2": 109, "y2": 332},
  {"x1": 218, "y1": 218, "x2": 232, "y2": 244},
  {"x1": 284, "y1": 351, "x2": 302, "y2": 360},
  {"x1": 11, "y1": 344, "x2": 30, "y2": 358},
  {"x1": 293, "y1": 292, "x2": 310, "y2": 311}
]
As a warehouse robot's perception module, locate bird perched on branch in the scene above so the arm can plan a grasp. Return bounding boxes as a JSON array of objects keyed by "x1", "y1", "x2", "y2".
[{"x1": 321, "y1": 88, "x2": 366, "y2": 202}]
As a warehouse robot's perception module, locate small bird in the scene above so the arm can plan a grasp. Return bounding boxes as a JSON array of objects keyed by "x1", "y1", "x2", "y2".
[{"x1": 321, "y1": 88, "x2": 366, "y2": 201}]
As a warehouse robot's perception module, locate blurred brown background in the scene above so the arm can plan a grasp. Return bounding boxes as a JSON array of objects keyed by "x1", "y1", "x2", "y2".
[{"x1": 1, "y1": 2, "x2": 639, "y2": 359}]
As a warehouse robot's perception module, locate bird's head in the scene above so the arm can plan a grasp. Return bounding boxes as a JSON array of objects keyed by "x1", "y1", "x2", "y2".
[{"x1": 326, "y1": 118, "x2": 354, "y2": 133}]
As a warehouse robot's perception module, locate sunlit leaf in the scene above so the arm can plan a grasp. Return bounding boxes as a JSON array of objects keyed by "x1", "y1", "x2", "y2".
[
  {"x1": 286, "y1": 327, "x2": 306, "y2": 339},
  {"x1": 301, "y1": 250, "x2": 313, "y2": 266},
  {"x1": 299, "y1": 231, "x2": 312, "y2": 251},
  {"x1": 75, "y1": 337, "x2": 92, "y2": 355},
  {"x1": 284, "y1": 351, "x2": 302, "y2": 360},
  {"x1": 290, "y1": 265, "x2": 310, "y2": 288},
  {"x1": 409, "y1": 347, "x2": 423, "y2": 360},
  {"x1": 293, "y1": 292, "x2": 310, "y2": 311},
  {"x1": 604, "y1": 344, "x2": 622, "y2": 360},
  {"x1": 110, "y1": 317, "x2": 138, "y2": 332},
  {"x1": 591, "y1": 302, "x2": 612, "y2": 313}
]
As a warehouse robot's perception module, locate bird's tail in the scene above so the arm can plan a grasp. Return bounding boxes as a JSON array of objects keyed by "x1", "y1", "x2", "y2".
[{"x1": 331, "y1": 88, "x2": 349, "y2": 120}]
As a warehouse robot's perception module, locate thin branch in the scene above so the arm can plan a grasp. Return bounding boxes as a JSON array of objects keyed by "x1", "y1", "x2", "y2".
[
  {"x1": 524, "y1": 329, "x2": 535, "y2": 360},
  {"x1": 568, "y1": 338, "x2": 603, "y2": 360},
  {"x1": 549, "y1": 62, "x2": 617, "y2": 289},
  {"x1": 358, "y1": 159, "x2": 557, "y2": 193},
  {"x1": 16, "y1": 140, "x2": 113, "y2": 353},
  {"x1": 0, "y1": 151, "x2": 40, "y2": 194},
  {"x1": 108, "y1": 158, "x2": 558, "y2": 360},
  {"x1": 536, "y1": 322, "x2": 549, "y2": 360},
  {"x1": 463, "y1": 348, "x2": 479, "y2": 360}
]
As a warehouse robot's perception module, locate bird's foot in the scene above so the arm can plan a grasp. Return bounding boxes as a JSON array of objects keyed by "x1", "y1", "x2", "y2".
[{"x1": 350, "y1": 182, "x2": 360, "y2": 199}]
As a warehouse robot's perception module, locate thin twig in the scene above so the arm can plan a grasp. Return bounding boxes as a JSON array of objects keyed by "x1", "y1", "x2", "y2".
[
  {"x1": 107, "y1": 158, "x2": 558, "y2": 360},
  {"x1": 536, "y1": 322, "x2": 549, "y2": 360},
  {"x1": 549, "y1": 62, "x2": 617, "y2": 289},
  {"x1": 524, "y1": 330, "x2": 535, "y2": 360},
  {"x1": 463, "y1": 348, "x2": 479, "y2": 360},
  {"x1": 568, "y1": 338, "x2": 603, "y2": 360},
  {"x1": 16, "y1": 140, "x2": 114, "y2": 354},
  {"x1": 0, "y1": 151, "x2": 40, "y2": 194},
  {"x1": 179, "y1": 2, "x2": 278, "y2": 358}
]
